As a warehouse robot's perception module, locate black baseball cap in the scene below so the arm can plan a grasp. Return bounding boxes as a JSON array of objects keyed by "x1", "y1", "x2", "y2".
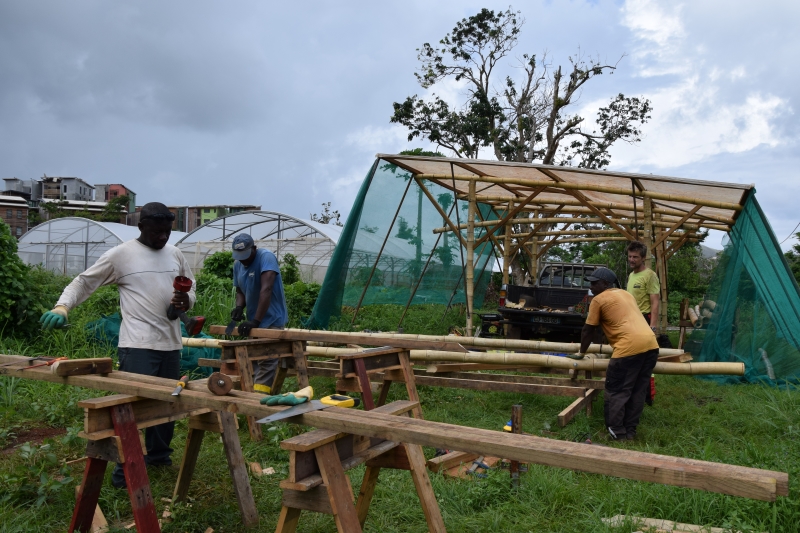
[{"x1": 585, "y1": 267, "x2": 618, "y2": 284}]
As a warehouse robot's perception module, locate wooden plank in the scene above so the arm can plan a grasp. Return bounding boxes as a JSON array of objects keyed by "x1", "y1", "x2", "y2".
[
  {"x1": 274, "y1": 506, "x2": 302, "y2": 533},
  {"x1": 111, "y1": 403, "x2": 160, "y2": 532},
  {"x1": 427, "y1": 450, "x2": 480, "y2": 473},
  {"x1": 292, "y1": 341, "x2": 310, "y2": 389},
  {"x1": 188, "y1": 411, "x2": 228, "y2": 433},
  {"x1": 172, "y1": 428, "x2": 205, "y2": 504},
  {"x1": 197, "y1": 358, "x2": 222, "y2": 368},
  {"x1": 315, "y1": 442, "x2": 362, "y2": 533},
  {"x1": 290, "y1": 435, "x2": 354, "y2": 482},
  {"x1": 398, "y1": 350, "x2": 423, "y2": 419},
  {"x1": 420, "y1": 370, "x2": 605, "y2": 389},
  {"x1": 52, "y1": 358, "x2": 113, "y2": 377},
  {"x1": 85, "y1": 437, "x2": 125, "y2": 464},
  {"x1": 558, "y1": 389, "x2": 599, "y2": 427},
  {"x1": 414, "y1": 374, "x2": 588, "y2": 397},
  {"x1": 365, "y1": 445, "x2": 411, "y2": 470},
  {"x1": 425, "y1": 363, "x2": 549, "y2": 373},
  {"x1": 282, "y1": 486, "x2": 333, "y2": 514},
  {"x1": 602, "y1": 514, "x2": 751, "y2": 533},
  {"x1": 355, "y1": 466, "x2": 381, "y2": 527},
  {"x1": 354, "y1": 359, "x2": 375, "y2": 410},
  {"x1": 0, "y1": 356, "x2": 786, "y2": 501},
  {"x1": 340, "y1": 352, "x2": 402, "y2": 378},
  {"x1": 219, "y1": 410, "x2": 259, "y2": 528},
  {"x1": 69, "y1": 457, "x2": 107, "y2": 533},
  {"x1": 82, "y1": 403, "x2": 211, "y2": 440},
  {"x1": 280, "y1": 440, "x2": 399, "y2": 492},
  {"x1": 79, "y1": 394, "x2": 141, "y2": 409},
  {"x1": 235, "y1": 346, "x2": 262, "y2": 442},
  {"x1": 404, "y1": 442, "x2": 447, "y2": 533},
  {"x1": 208, "y1": 325, "x2": 469, "y2": 352}
]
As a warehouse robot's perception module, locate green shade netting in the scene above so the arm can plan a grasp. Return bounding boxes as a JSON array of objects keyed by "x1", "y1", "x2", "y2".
[
  {"x1": 688, "y1": 192, "x2": 800, "y2": 385},
  {"x1": 86, "y1": 313, "x2": 221, "y2": 377},
  {"x1": 307, "y1": 159, "x2": 499, "y2": 329}
]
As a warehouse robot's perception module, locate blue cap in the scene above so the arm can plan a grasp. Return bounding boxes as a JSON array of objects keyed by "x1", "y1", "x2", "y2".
[{"x1": 231, "y1": 234, "x2": 255, "y2": 260}]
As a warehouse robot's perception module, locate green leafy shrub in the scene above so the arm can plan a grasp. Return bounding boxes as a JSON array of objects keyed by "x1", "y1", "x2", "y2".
[
  {"x1": 284, "y1": 281, "x2": 320, "y2": 327},
  {"x1": 0, "y1": 222, "x2": 34, "y2": 333},
  {"x1": 203, "y1": 250, "x2": 234, "y2": 279},
  {"x1": 280, "y1": 253, "x2": 301, "y2": 285}
]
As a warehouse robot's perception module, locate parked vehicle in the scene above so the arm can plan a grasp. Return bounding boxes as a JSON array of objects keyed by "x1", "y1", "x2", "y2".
[{"x1": 480, "y1": 263, "x2": 610, "y2": 342}]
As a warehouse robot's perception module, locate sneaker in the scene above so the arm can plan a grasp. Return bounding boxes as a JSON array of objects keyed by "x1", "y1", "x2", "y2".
[
  {"x1": 626, "y1": 433, "x2": 636, "y2": 441},
  {"x1": 606, "y1": 428, "x2": 626, "y2": 441},
  {"x1": 111, "y1": 477, "x2": 127, "y2": 490}
]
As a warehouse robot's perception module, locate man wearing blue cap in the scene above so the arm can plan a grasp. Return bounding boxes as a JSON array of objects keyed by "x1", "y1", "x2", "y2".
[
  {"x1": 230, "y1": 234, "x2": 288, "y2": 393},
  {"x1": 578, "y1": 267, "x2": 659, "y2": 441}
]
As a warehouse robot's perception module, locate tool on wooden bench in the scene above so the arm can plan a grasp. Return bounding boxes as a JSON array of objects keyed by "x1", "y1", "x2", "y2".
[
  {"x1": 172, "y1": 375, "x2": 190, "y2": 396},
  {"x1": 22, "y1": 357, "x2": 67, "y2": 370},
  {"x1": 256, "y1": 388, "x2": 361, "y2": 424},
  {"x1": 167, "y1": 275, "x2": 205, "y2": 335}
]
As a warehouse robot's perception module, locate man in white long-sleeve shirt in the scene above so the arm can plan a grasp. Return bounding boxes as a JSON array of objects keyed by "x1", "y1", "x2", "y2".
[{"x1": 40, "y1": 202, "x2": 195, "y2": 489}]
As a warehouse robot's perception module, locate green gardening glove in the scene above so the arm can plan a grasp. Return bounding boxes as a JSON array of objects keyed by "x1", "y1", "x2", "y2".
[
  {"x1": 40, "y1": 306, "x2": 69, "y2": 330},
  {"x1": 259, "y1": 386, "x2": 313, "y2": 406}
]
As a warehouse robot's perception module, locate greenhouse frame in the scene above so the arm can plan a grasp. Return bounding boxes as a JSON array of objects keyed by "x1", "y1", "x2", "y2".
[
  {"x1": 174, "y1": 211, "x2": 341, "y2": 283},
  {"x1": 17, "y1": 217, "x2": 186, "y2": 276}
]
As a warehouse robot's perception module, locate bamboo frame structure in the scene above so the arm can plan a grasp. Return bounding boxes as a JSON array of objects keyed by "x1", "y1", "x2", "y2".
[{"x1": 355, "y1": 154, "x2": 752, "y2": 335}]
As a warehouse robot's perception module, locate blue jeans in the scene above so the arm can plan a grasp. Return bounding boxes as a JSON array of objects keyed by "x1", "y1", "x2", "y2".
[{"x1": 111, "y1": 347, "x2": 180, "y2": 487}]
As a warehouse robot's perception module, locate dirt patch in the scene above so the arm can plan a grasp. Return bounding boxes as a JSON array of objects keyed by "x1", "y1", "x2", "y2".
[
  {"x1": 1, "y1": 426, "x2": 66, "y2": 455},
  {"x1": 688, "y1": 394, "x2": 723, "y2": 407}
]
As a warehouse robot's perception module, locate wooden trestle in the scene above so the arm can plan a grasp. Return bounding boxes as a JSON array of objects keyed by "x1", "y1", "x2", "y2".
[{"x1": 0, "y1": 352, "x2": 791, "y2": 533}]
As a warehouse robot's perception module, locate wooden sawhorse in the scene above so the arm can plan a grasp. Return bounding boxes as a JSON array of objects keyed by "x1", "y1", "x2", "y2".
[
  {"x1": 70, "y1": 392, "x2": 257, "y2": 532},
  {"x1": 274, "y1": 400, "x2": 445, "y2": 533},
  {"x1": 214, "y1": 338, "x2": 310, "y2": 441},
  {"x1": 333, "y1": 347, "x2": 423, "y2": 419}
]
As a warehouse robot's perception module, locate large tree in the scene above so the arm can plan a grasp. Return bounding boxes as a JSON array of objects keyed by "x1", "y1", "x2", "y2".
[
  {"x1": 391, "y1": 8, "x2": 652, "y2": 284},
  {"x1": 391, "y1": 7, "x2": 651, "y2": 168}
]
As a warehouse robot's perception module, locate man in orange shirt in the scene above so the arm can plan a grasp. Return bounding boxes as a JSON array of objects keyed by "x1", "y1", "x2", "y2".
[{"x1": 579, "y1": 267, "x2": 659, "y2": 440}]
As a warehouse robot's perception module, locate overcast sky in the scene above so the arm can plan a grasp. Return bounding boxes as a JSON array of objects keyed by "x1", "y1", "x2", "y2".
[{"x1": 1, "y1": 1, "x2": 798, "y2": 250}]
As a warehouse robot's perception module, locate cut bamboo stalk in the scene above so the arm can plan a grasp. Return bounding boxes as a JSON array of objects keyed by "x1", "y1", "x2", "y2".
[
  {"x1": 687, "y1": 306, "x2": 700, "y2": 327},
  {"x1": 433, "y1": 217, "x2": 725, "y2": 234},
  {"x1": 531, "y1": 236, "x2": 695, "y2": 245},
  {"x1": 701, "y1": 300, "x2": 717, "y2": 311},
  {"x1": 407, "y1": 350, "x2": 744, "y2": 376},
  {"x1": 199, "y1": 328, "x2": 687, "y2": 357},
  {"x1": 466, "y1": 180, "x2": 476, "y2": 336}
]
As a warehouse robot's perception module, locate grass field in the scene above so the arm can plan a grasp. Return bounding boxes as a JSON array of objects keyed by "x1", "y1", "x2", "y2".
[{"x1": 1, "y1": 296, "x2": 799, "y2": 532}]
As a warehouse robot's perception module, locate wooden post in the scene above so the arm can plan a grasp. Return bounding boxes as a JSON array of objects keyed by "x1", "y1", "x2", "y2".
[
  {"x1": 235, "y1": 346, "x2": 262, "y2": 441},
  {"x1": 465, "y1": 180, "x2": 476, "y2": 336},
  {"x1": 219, "y1": 410, "x2": 259, "y2": 528},
  {"x1": 643, "y1": 197, "x2": 653, "y2": 270},
  {"x1": 510, "y1": 405, "x2": 522, "y2": 489},
  {"x1": 502, "y1": 200, "x2": 512, "y2": 286}
]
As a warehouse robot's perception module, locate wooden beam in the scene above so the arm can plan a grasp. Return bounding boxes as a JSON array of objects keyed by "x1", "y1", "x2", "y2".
[
  {"x1": 415, "y1": 177, "x2": 467, "y2": 248},
  {"x1": 653, "y1": 205, "x2": 701, "y2": 249},
  {"x1": 0, "y1": 354, "x2": 786, "y2": 501}
]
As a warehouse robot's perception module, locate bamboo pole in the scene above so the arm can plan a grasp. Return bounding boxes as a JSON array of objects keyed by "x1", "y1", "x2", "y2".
[
  {"x1": 468, "y1": 196, "x2": 736, "y2": 226},
  {"x1": 502, "y1": 200, "x2": 512, "y2": 285},
  {"x1": 531, "y1": 236, "x2": 696, "y2": 245},
  {"x1": 466, "y1": 180, "x2": 476, "y2": 336},
  {"x1": 643, "y1": 197, "x2": 653, "y2": 269},
  {"x1": 181, "y1": 339, "x2": 738, "y2": 376},
  {"x1": 433, "y1": 217, "x2": 728, "y2": 234},
  {"x1": 192, "y1": 329, "x2": 687, "y2": 356},
  {"x1": 407, "y1": 350, "x2": 744, "y2": 376},
  {"x1": 416, "y1": 174, "x2": 744, "y2": 211}
]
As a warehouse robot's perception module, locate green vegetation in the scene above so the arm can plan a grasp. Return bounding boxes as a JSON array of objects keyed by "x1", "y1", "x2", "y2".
[
  {"x1": 2, "y1": 240, "x2": 800, "y2": 532},
  {"x1": 785, "y1": 231, "x2": 800, "y2": 284}
]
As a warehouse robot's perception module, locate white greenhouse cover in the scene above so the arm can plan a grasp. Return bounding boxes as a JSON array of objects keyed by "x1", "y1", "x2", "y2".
[{"x1": 17, "y1": 217, "x2": 186, "y2": 276}]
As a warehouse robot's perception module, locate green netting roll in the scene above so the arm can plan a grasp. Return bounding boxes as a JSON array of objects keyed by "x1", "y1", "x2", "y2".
[{"x1": 689, "y1": 192, "x2": 800, "y2": 385}]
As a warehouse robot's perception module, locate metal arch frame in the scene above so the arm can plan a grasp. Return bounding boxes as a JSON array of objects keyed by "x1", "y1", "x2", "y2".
[{"x1": 174, "y1": 211, "x2": 340, "y2": 246}]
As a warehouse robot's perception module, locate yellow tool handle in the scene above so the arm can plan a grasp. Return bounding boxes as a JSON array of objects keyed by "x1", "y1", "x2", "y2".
[{"x1": 175, "y1": 375, "x2": 189, "y2": 388}]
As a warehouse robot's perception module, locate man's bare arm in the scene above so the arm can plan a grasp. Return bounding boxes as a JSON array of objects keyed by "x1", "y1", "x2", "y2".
[
  {"x1": 580, "y1": 323, "x2": 598, "y2": 354},
  {"x1": 254, "y1": 271, "x2": 276, "y2": 323},
  {"x1": 649, "y1": 293, "x2": 660, "y2": 328}
]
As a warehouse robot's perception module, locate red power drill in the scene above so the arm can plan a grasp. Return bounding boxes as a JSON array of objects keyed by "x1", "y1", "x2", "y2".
[{"x1": 167, "y1": 276, "x2": 205, "y2": 336}]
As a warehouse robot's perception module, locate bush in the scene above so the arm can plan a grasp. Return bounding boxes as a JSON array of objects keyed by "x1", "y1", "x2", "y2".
[
  {"x1": 203, "y1": 251, "x2": 234, "y2": 280},
  {"x1": 280, "y1": 253, "x2": 301, "y2": 285},
  {"x1": 284, "y1": 281, "x2": 320, "y2": 327}
]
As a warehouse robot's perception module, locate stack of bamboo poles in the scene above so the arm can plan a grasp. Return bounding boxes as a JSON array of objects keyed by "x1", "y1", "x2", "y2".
[{"x1": 687, "y1": 300, "x2": 716, "y2": 329}]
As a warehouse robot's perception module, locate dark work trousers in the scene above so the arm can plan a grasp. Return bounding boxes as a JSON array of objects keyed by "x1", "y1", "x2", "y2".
[
  {"x1": 604, "y1": 348, "x2": 659, "y2": 438},
  {"x1": 252, "y1": 325, "x2": 285, "y2": 390},
  {"x1": 111, "y1": 347, "x2": 181, "y2": 487}
]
